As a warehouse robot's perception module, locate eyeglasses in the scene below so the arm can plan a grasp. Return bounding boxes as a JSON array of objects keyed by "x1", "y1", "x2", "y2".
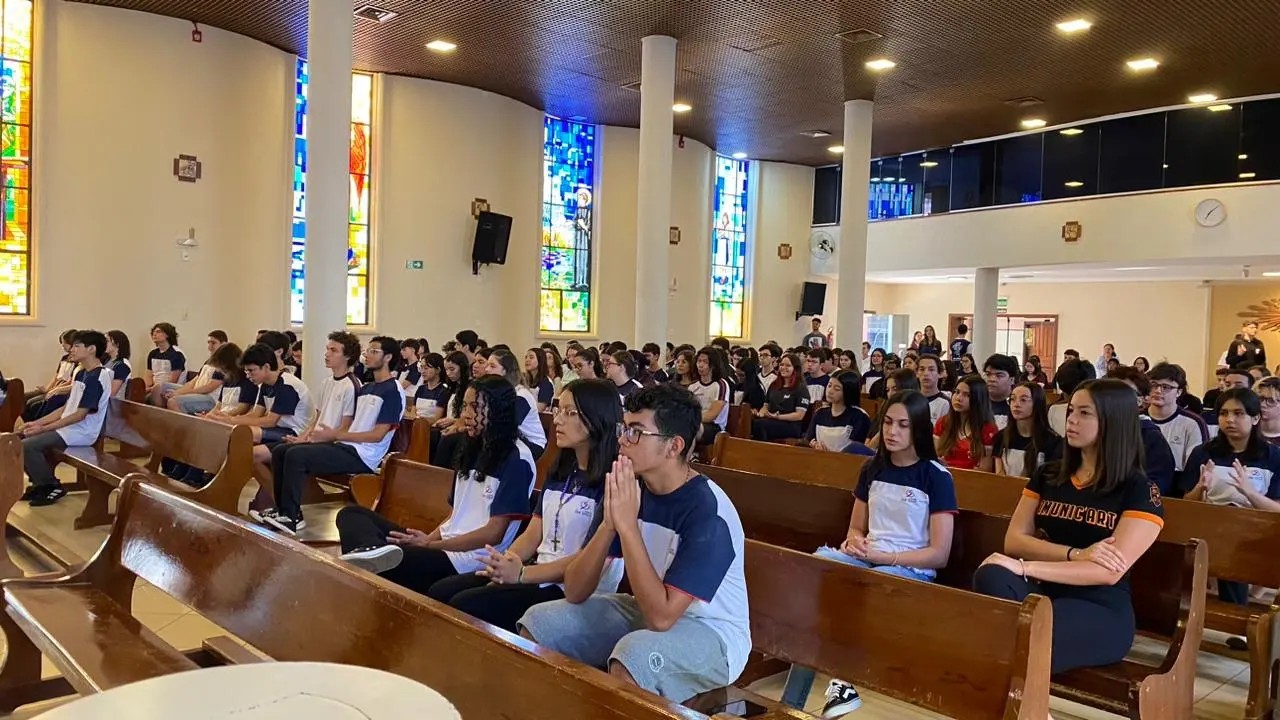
[
  {"x1": 1150, "y1": 383, "x2": 1180, "y2": 393},
  {"x1": 616, "y1": 423, "x2": 673, "y2": 444},
  {"x1": 1260, "y1": 397, "x2": 1280, "y2": 407},
  {"x1": 552, "y1": 406, "x2": 581, "y2": 418}
]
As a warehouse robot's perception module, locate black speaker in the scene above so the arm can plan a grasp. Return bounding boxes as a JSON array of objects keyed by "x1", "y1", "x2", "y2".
[
  {"x1": 800, "y1": 281, "x2": 826, "y2": 315},
  {"x1": 472, "y1": 211, "x2": 512, "y2": 273}
]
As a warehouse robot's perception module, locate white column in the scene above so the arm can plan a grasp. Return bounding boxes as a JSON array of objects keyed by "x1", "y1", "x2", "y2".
[
  {"x1": 303, "y1": 1, "x2": 353, "y2": 392},
  {"x1": 835, "y1": 100, "x2": 873, "y2": 348},
  {"x1": 634, "y1": 35, "x2": 676, "y2": 346},
  {"x1": 972, "y1": 267, "x2": 1000, "y2": 361}
]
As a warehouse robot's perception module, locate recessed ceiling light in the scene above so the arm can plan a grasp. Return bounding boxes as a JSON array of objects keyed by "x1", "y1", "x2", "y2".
[
  {"x1": 1238, "y1": 154, "x2": 1248, "y2": 160},
  {"x1": 425, "y1": 40, "x2": 457, "y2": 53},
  {"x1": 1117, "y1": 266, "x2": 1157, "y2": 271},
  {"x1": 1064, "y1": 181, "x2": 1084, "y2": 188},
  {"x1": 870, "y1": 177, "x2": 881, "y2": 182},
  {"x1": 802, "y1": 130, "x2": 831, "y2": 138},
  {"x1": 828, "y1": 145, "x2": 845, "y2": 153},
  {"x1": 1239, "y1": 172, "x2": 1257, "y2": 179},
  {"x1": 1207, "y1": 104, "x2": 1233, "y2": 112},
  {"x1": 920, "y1": 161, "x2": 939, "y2": 168},
  {"x1": 1162, "y1": 163, "x2": 1169, "y2": 169},
  {"x1": 1126, "y1": 58, "x2": 1159, "y2": 71},
  {"x1": 1188, "y1": 93, "x2": 1217, "y2": 103},
  {"x1": 1021, "y1": 118, "x2": 1047, "y2": 129},
  {"x1": 672, "y1": 102, "x2": 692, "y2": 113},
  {"x1": 731, "y1": 152, "x2": 748, "y2": 160},
  {"x1": 864, "y1": 58, "x2": 896, "y2": 71},
  {"x1": 1056, "y1": 18, "x2": 1092, "y2": 33},
  {"x1": 1059, "y1": 128, "x2": 1084, "y2": 136},
  {"x1": 1263, "y1": 271, "x2": 1280, "y2": 277}
]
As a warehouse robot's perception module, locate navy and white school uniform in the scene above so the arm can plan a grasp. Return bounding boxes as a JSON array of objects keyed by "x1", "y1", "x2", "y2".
[
  {"x1": 514, "y1": 385, "x2": 548, "y2": 457},
  {"x1": 805, "y1": 373, "x2": 830, "y2": 404},
  {"x1": 803, "y1": 404, "x2": 872, "y2": 451},
  {"x1": 862, "y1": 370, "x2": 884, "y2": 395},
  {"x1": 147, "y1": 346, "x2": 187, "y2": 385},
  {"x1": 1179, "y1": 443, "x2": 1280, "y2": 507},
  {"x1": 219, "y1": 378, "x2": 259, "y2": 413},
  {"x1": 925, "y1": 392, "x2": 951, "y2": 426},
  {"x1": 439, "y1": 441, "x2": 537, "y2": 573},
  {"x1": 990, "y1": 398, "x2": 1012, "y2": 430},
  {"x1": 533, "y1": 377, "x2": 554, "y2": 407},
  {"x1": 1151, "y1": 409, "x2": 1210, "y2": 472},
  {"x1": 254, "y1": 372, "x2": 313, "y2": 442},
  {"x1": 398, "y1": 363, "x2": 423, "y2": 398},
  {"x1": 105, "y1": 358, "x2": 132, "y2": 397},
  {"x1": 615, "y1": 378, "x2": 642, "y2": 405},
  {"x1": 532, "y1": 469, "x2": 624, "y2": 593},
  {"x1": 689, "y1": 378, "x2": 731, "y2": 432},
  {"x1": 840, "y1": 458, "x2": 958, "y2": 580},
  {"x1": 314, "y1": 372, "x2": 360, "y2": 429},
  {"x1": 341, "y1": 378, "x2": 405, "y2": 471},
  {"x1": 414, "y1": 382, "x2": 451, "y2": 419},
  {"x1": 991, "y1": 430, "x2": 1063, "y2": 478},
  {"x1": 56, "y1": 367, "x2": 114, "y2": 447}
]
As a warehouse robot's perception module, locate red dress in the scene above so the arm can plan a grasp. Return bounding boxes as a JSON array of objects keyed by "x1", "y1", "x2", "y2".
[{"x1": 934, "y1": 417, "x2": 999, "y2": 469}]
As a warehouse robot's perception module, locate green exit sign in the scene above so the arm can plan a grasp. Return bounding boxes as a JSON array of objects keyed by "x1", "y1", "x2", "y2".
[{"x1": 405, "y1": 260, "x2": 424, "y2": 270}]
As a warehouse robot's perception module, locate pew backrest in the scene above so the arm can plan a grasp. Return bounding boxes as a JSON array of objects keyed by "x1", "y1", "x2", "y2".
[
  {"x1": 709, "y1": 435, "x2": 864, "y2": 490},
  {"x1": 696, "y1": 464, "x2": 850, "y2": 552},
  {"x1": 374, "y1": 455, "x2": 456, "y2": 531},
  {"x1": 745, "y1": 540, "x2": 1052, "y2": 720},
  {"x1": 0, "y1": 378, "x2": 24, "y2": 433},
  {"x1": 110, "y1": 399, "x2": 253, "y2": 477},
  {"x1": 91, "y1": 477, "x2": 710, "y2": 720}
]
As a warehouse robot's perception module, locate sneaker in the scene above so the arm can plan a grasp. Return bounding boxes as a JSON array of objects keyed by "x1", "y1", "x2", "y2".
[
  {"x1": 821, "y1": 680, "x2": 862, "y2": 718},
  {"x1": 20, "y1": 485, "x2": 38, "y2": 501},
  {"x1": 178, "y1": 466, "x2": 207, "y2": 489},
  {"x1": 264, "y1": 514, "x2": 306, "y2": 536},
  {"x1": 249, "y1": 507, "x2": 279, "y2": 525},
  {"x1": 28, "y1": 486, "x2": 68, "y2": 507},
  {"x1": 340, "y1": 545, "x2": 404, "y2": 574},
  {"x1": 1226, "y1": 636, "x2": 1249, "y2": 651}
]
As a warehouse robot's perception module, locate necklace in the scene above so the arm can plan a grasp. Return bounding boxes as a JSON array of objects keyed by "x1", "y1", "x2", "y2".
[{"x1": 549, "y1": 470, "x2": 584, "y2": 552}]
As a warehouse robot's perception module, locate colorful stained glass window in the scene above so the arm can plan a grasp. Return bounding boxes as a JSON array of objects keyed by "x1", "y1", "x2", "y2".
[
  {"x1": 540, "y1": 116, "x2": 595, "y2": 333},
  {"x1": 0, "y1": 0, "x2": 32, "y2": 315},
  {"x1": 710, "y1": 156, "x2": 749, "y2": 338},
  {"x1": 290, "y1": 62, "x2": 374, "y2": 326}
]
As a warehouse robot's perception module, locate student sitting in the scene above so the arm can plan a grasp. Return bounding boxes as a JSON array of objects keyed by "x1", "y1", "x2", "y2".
[
  {"x1": 751, "y1": 352, "x2": 810, "y2": 442},
  {"x1": 214, "y1": 344, "x2": 313, "y2": 488},
  {"x1": 397, "y1": 339, "x2": 423, "y2": 398},
  {"x1": 689, "y1": 345, "x2": 731, "y2": 443},
  {"x1": 1106, "y1": 366, "x2": 1177, "y2": 495},
  {"x1": 254, "y1": 332, "x2": 361, "y2": 519},
  {"x1": 993, "y1": 382, "x2": 1062, "y2": 478},
  {"x1": 1147, "y1": 362, "x2": 1210, "y2": 475},
  {"x1": 1049, "y1": 359, "x2": 1095, "y2": 435},
  {"x1": 485, "y1": 349, "x2": 548, "y2": 458},
  {"x1": 804, "y1": 348, "x2": 831, "y2": 404},
  {"x1": 757, "y1": 342, "x2": 782, "y2": 397},
  {"x1": 934, "y1": 374, "x2": 997, "y2": 471},
  {"x1": 672, "y1": 348, "x2": 697, "y2": 387},
  {"x1": 974, "y1": 379, "x2": 1165, "y2": 676},
  {"x1": 982, "y1": 354, "x2": 1018, "y2": 429},
  {"x1": 1259, "y1": 377, "x2": 1280, "y2": 446},
  {"x1": 428, "y1": 379, "x2": 624, "y2": 632},
  {"x1": 337, "y1": 376, "x2": 534, "y2": 593},
  {"x1": 602, "y1": 351, "x2": 641, "y2": 405},
  {"x1": 162, "y1": 343, "x2": 233, "y2": 415},
  {"x1": 1182, "y1": 388, "x2": 1280, "y2": 610},
  {"x1": 809, "y1": 390, "x2": 957, "y2": 717},
  {"x1": 256, "y1": 331, "x2": 295, "y2": 375},
  {"x1": 428, "y1": 350, "x2": 472, "y2": 467},
  {"x1": 518, "y1": 384, "x2": 749, "y2": 704},
  {"x1": 835, "y1": 349, "x2": 859, "y2": 374},
  {"x1": 805, "y1": 370, "x2": 871, "y2": 451},
  {"x1": 1203, "y1": 367, "x2": 1229, "y2": 411},
  {"x1": 915, "y1": 354, "x2": 950, "y2": 425},
  {"x1": 20, "y1": 331, "x2": 113, "y2": 506},
  {"x1": 22, "y1": 329, "x2": 79, "y2": 422},
  {"x1": 523, "y1": 348, "x2": 555, "y2": 411},
  {"x1": 411, "y1": 352, "x2": 451, "y2": 423},
  {"x1": 104, "y1": 330, "x2": 133, "y2": 398},
  {"x1": 958, "y1": 353, "x2": 977, "y2": 377},
  {"x1": 144, "y1": 322, "x2": 187, "y2": 404},
  {"x1": 869, "y1": 365, "x2": 917, "y2": 401},
  {"x1": 205, "y1": 355, "x2": 257, "y2": 420},
  {"x1": 264, "y1": 336, "x2": 404, "y2": 534},
  {"x1": 1019, "y1": 355, "x2": 1049, "y2": 387}
]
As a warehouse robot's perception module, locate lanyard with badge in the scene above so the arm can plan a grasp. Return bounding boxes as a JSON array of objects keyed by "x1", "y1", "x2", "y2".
[{"x1": 549, "y1": 469, "x2": 585, "y2": 552}]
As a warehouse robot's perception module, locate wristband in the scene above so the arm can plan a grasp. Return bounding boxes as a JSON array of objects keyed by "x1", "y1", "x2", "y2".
[
  {"x1": 517, "y1": 565, "x2": 525, "y2": 584},
  {"x1": 1018, "y1": 559, "x2": 1027, "y2": 579},
  {"x1": 1066, "y1": 547, "x2": 1074, "y2": 561}
]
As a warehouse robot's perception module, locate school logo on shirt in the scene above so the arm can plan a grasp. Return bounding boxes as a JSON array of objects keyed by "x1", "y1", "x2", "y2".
[
  {"x1": 576, "y1": 499, "x2": 593, "y2": 516},
  {"x1": 483, "y1": 483, "x2": 496, "y2": 501},
  {"x1": 1148, "y1": 485, "x2": 1163, "y2": 508}
]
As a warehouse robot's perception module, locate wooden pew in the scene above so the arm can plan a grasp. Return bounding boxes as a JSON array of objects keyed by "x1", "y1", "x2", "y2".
[
  {"x1": 725, "y1": 404, "x2": 752, "y2": 439},
  {"x1": 745, "y1": 539, "x2": 1052, "y2": 719},
  {"x1": 55, "y1": 398, "x2": 254, "y2": 529},
  {"x1": 0, "y1": 378, "x2": 24, "y2": 433},
  {"x1": 0, "y1": 477, "x2": 739, "y2": 720},
  {"x1": 350, "y1": 454, "x2": 456, "y2": 531},
  {"x1": 0, "y1": 435, "x2": 26, "y2": 578},
  {"x1": 305, "y1": 417, "x2": 432, "y2": 505},
  {"x1": 709, "y1": 434, "x2": 862, "y2": 490},
  {"x1": 535, "y1": 411, "x2": 558, "y2": 489},
  {"x1": 698, "y1": 463, "x2": 1209, "y2": 720},
  {"x1": 858, "y1": 396, "x2": 882, "y2": 420}
]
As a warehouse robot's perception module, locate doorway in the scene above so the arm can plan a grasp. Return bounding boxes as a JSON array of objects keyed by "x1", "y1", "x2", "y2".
[{"x1": 948, "y1": 314, "x2": 1059, "y2": 380}]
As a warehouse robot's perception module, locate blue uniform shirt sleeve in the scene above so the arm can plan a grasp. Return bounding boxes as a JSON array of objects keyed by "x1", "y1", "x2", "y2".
[
  {"x1": 490, "y1": 454, "x2": 534, "y2": 517},
  {"x1": 77, "y1": 371, "x2": 104, "y2": 412},
  {"x1": 853, "y1": 463, "x2": 873, "y2": 503},
  {"x1": 1266, "y1": 447, "x2": 1280, "y2": 499},
  {"x1": 662, "y1": 515, "x2": 735, "y2": 602},
  {"x1": 926, "y1": 464, "x2": 959, "y2": 513},
  {"x1": 374, "y1": 382, "x2": 403, "y2": 425},
  {"x1": 114, "y1": 362, "x2": 132, "y2": 384},
  {"x1": 269, "y1": 383, "x2": 300, "y2": 416},
  {"x1": 538, "y1": 378, "x2": 553, "y2": 406},
  {"x1": 171, "y1": 350, "x2": 186, "y2": 372}
]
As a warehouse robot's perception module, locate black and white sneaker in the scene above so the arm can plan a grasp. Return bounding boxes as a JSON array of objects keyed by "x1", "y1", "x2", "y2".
[
  {"x1": 249, "y1": 507, "x2": 279, "y2": 525},
  {"x1": 20, "y1": 485, "x2": 38, "y2": 501},
  {"x1": 28, "y1": 485, "x2": 68, "y2": 507},
  {"x1": 821, "y1": 679, "x2": 862, "y2": 718},
  {"x1": 340, "y1": 545, "x2": 404, "y2": 574},
  {"x1": 264, "y1": 514, "x2": 306, "y2": 536}
]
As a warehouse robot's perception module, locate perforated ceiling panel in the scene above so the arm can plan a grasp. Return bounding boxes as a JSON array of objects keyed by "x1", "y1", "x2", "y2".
[{"x1": 76, "y1": 0, "x2": 1280, "y2": 164}]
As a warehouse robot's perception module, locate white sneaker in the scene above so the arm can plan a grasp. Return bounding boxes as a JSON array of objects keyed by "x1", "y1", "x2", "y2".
[
  {"x1": 340, "y1": 545, "x2": 404, "y2": 574},
  {"x1": 821, "y1": 679, "x2": 862, "y2": 718}
]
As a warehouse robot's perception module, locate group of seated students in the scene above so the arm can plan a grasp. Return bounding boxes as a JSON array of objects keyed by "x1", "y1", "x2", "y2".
[{"x1": 8, "y1": 321, "x2": 1280, "y2": 718}]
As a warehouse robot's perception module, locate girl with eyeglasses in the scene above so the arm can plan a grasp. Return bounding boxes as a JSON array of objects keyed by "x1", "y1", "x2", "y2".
[
  {"x1": 422, "y1": 379, "x2": 626, "y2": 632},
  {"x1": 412, "y1": 352, "x2": 451, "y2": 424},
  {"x1": 993, "y1": 382, "x2": 1062, "y2": 478},
  {"x1": 1257, "y1": 377, "x2": 1280, "y2": 446},
  {"x1": 338, "y1": 376, "x2": 535, "y2": 595}
]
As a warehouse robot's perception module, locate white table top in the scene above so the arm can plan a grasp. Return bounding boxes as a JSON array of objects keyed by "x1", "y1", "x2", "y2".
[{"x1": 39, "y1": 662, "x2": 462, "y2": 720}]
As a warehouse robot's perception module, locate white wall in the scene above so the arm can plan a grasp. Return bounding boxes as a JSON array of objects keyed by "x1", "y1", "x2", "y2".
[
  {"x1": 867, "y1": 183, "x2": 1280, "y2": 272},
  {"x1": 866, "y1": 280, "x2": 1214, "y2": 393},
  {"x1": 749, "y1": 162, "x2": 815, "y2": 346},
  {"x1": 0, "y1": 1, "x2": 292, "y2": 381}
]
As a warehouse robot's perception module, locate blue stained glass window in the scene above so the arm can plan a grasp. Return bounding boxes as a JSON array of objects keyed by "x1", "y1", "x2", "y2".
[
  {"x1": 710, "y1": 156, "x2": 749, "y2": 338},
  {"x1": 540, "y1": 116, "x2": 595, "y2": 333}
]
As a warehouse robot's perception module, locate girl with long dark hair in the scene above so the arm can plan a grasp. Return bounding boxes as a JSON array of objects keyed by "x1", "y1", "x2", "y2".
[
  {"x1": 1019, "y1": 356, "x2": 1048, "y2": 387},
  {"x1": 975, "y1": 379, "x2": 1164, "y2": 676},
  {"x1": 934, "y1": 374, "x2": 998, "y2": 470},
  {"x1": 805, "y1": 369, "x2": 871, "y2": 451},
  {"x1": 673, "y1": 349, "x2": 697, "y2": 387},
  {"x1": 994, "y1": 382, "x2": 1062, "y2": 478},
  {"x1": 917, "y1": 325, "x2": 943, "y2": 356},
  {"x1": 691, "y1": 345, "x2": 731, "y2": 441},
  {"x1": 523, "y1": 348, "x2": 554, "y2": 411},
  {"x1": 337, "y1": 376, "x2": 535, "y2": 595},
  {"x1": 811, "y1": 390, "x2": 958, "y2": 716},
  {"x1": 428, "y1": 379, "x2": 625, "y2": 631},
  {"x1": 751, "y1": 353, "x2": 810, "y2": 442},
  {"x1": 861, "y1": 348, "x2": 886, "y2": 395},
  {"x1": 413, "y1": 352, "x2": 451, "y2": 423},
  {"x1": 105, "y1": 330, "x2": 134, "y2": 398},
  {"x1": 487, "y1": 349, "x2": 547, "y2": 458}
]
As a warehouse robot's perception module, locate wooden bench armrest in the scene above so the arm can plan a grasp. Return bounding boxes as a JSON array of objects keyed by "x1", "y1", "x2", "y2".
[
  {"x1": 201, "y1": 636, "x2": 271, "y2": 665},
  {"x1": 1148, "y1": 538, "x2": 1209, "y2": 677}
]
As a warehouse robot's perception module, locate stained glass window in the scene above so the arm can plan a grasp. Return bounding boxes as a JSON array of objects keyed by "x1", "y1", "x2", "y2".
[
  {"x1": 290, "y1": 62, "x2": 374, "y2": 326},
  {"x1": 710, "y1": 156, "x2": 749, "y2": 338},
  {"x1": 0, "y1": 0, "x2": 32, "y2": 316},
  {"x1": 540, "y1": 116, "x2": 595, "y2": 333}
]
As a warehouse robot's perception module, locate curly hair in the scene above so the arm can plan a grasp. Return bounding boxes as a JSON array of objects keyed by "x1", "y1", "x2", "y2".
[{"x1": 454, "y1": 375, "x2": 520, "y2": 479}]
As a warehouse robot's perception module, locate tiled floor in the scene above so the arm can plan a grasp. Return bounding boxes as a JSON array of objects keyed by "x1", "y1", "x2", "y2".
[{"x1": 0, "y1": 467, "x2": 1254, "y2": 718}]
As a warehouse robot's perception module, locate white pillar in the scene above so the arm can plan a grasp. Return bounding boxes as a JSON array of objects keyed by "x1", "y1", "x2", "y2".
[
  {"x1": 972, "y1": 267, "x2": 1000, "y2": 361},
  {"x1": 303, "y1": 1, "x2": 353, "y2": 392},
  {"x1": 634, "y1": 35, "x2": 676, "y2": 347},
  {"x1": 835, "y1": 100, "x2": 873, "y2": 348}
]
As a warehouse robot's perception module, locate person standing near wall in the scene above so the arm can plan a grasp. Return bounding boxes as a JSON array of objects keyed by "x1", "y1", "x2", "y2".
[
  {"x1": 802, "y1": 317, "x2": 829, "y2": 349},
  {"x1": 1228, "y1": 321, "x2": 1267, "y2": 370}
]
